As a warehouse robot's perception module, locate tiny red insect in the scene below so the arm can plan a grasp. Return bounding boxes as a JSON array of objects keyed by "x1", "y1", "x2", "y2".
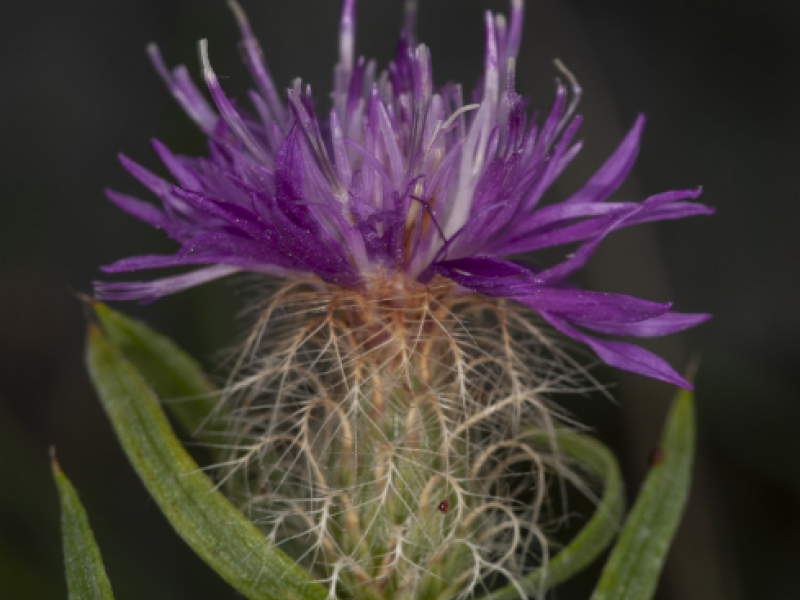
[{"x1": 437, "y1": 500, "x2": 449, "y2": 513}]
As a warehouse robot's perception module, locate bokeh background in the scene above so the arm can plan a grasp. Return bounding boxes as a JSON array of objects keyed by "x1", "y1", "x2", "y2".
[{"x1": 2, "y1": 0, "x2": 798, "y2": 598}]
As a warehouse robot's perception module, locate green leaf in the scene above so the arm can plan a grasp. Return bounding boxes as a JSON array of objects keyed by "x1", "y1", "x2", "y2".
[
  {"x1": 477, "y1": 430, "x2": 625, "y2": 600},
  {"x1": 92, "y1": 301, "x2": 221, "y2": 440},
  {"x1": 85, "y1": 324, "x2": 329, "y2": 600},
  {"x1": 590, "y1": 388, "x2": 696, "y2": 600},
  {"x1": 51, "y1": 452, "x2": 116, "y2": 600}
]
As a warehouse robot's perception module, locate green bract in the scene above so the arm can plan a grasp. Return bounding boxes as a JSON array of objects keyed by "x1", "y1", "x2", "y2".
[
  {"x1": 590, "y1": 389, "x2": 695, "y2": 600},
  {"x1": 93, "y1": 302, "x2": 222, "y2": 441},
  {"x1": 52, "y1": 454, "x2": 115, "y2": 600},
  {"x1": 86, "y1": 317, "x2": 327, "y2": 600}
]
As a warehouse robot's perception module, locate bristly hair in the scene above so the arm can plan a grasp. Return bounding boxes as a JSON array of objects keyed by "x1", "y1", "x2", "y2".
[
  {"x1": 209, "y1": 275, "x2": 601, "y2": 600},
  {"x1": 95, "y1": 0, "x2": 712, "y2": 389}
]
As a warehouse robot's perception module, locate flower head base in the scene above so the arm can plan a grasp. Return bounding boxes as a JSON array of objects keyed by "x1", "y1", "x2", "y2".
[
  {"x1": 97, "y1": 0, "x2": 711, "y2": 389},
  {"x1": 221, "y1": 275, "x2": 582, "y2": 600}
]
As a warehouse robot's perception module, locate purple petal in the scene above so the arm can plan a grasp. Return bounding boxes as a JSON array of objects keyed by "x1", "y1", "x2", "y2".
[
  {"x1": 623, "y1": 201, "x2": 715, "y2": 226},
  {"x1": 490, "y1": 194, "x2": 711, "y2": 256},
  {"x1": 105, "y1": 189, "x2": 165, "y2": 229},
  {"x1": 151, "y1": 140, "x2": 202, "y2": 191},
  {"x1": 511, "y1": 200, "x2": 635, "y2": 233},
  {"x1": 537, "y1": 81, "x2": 567, "y2": 155},
  {"x1": 119, "y1": 154, "x2": 172, "y2": 198},
  {"x1": 95, "y1": 265, "x2": 240, "y2": 302},
  {"x1": 489, "y1": 216, "x2": 609, "y2": 255},
  {"x1": 504, "y1": 0, "x2": 524, "y2": 63},
  {"x1": 147, "y1": 44, "x2": 218, "y2": 133},
  {"x1": 572, "y1": 311, "x2": 712, "y2": 337},
  {"x1": 199, "y1": 40, "x2": 271, "y2": 167},
  {"x1": 171, "y1": 188, "x2": 265, "y2": 239},
  {"x1": 516, "y1": 290, "x2": 672, "y2": 323},
  {"x1": 286, "y1": 85, "x2": 343, "y2": 195},
  {"x1": 176, "y1": 233, "x2": 280, "y2": 262},
  {"x1": 100, "y1": 252, "x2": 280, "y2": 274},
  {"x1": 438, "y1": 256, "x2": 532, "y2": 278},
  {"x1": 538, "y1": 189, "x2": 703, "y2": 284},
  {"x1": 541, "y1": 312, "x2": 693, "y2": 389},
  {"x1": 564, "y1": 114, "x2": 645, "y2": 205},
  {"x1": 228, "y1": 0, "x2": 286, "y2": 126},
  {"x1": 518, "y1": 115, "x2": 584, "y2": 214},
  {"x1": 427, "y1": 255, "x2": 533, "y2": 289},
  {"x1": 435, "y1": 258, "x2": 672, "y2": 324}
]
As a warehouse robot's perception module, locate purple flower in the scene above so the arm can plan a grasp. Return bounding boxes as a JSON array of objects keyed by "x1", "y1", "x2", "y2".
[{"x1": 97, "y1": 0, "x2": 712, "y2": 388}]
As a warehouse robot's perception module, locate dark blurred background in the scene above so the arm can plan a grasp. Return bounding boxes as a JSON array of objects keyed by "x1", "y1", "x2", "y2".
[{"x1": 1, "y1": 0, "x2": 798, "y2": 598}]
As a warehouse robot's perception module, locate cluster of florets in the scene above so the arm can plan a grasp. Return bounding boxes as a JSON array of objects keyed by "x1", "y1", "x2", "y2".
[{"x1": 97, "y1": 0, "x2": 711, "y2": 389}]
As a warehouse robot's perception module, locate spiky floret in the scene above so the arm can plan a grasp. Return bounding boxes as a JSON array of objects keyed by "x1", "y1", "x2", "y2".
[
  {"x1": 210, "y1": 275, "x2": 596, "y2": 600},
  {"x1": 97, "y1": 0, "x2": 712, "y2": 389}
]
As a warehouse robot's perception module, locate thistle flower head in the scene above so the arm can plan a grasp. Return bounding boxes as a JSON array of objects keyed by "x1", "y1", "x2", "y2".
[
  {"x1": 97, "y1": 0, "x2": 711, "y2": 389},
  {"x1": 92, "y1": 3, "x2": 713, "y2": 598}
]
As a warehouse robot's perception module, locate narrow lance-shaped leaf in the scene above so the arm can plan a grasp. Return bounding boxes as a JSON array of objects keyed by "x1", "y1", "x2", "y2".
[
  {"x1": 51, "y1": 450, "x2": 116, "y2": 600},
  {"x1": 85, "y1": 324, "x2": 329, "y2": 600},
  {"x1": 92, "y1": 301, "x2": 222, "y2": 440},
  {"x1": 590, "y1": 388, "x2": 696, "y2": 600},
  {"x1": 477, "y1": 430, "x2": 625, "y2": 600}
]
